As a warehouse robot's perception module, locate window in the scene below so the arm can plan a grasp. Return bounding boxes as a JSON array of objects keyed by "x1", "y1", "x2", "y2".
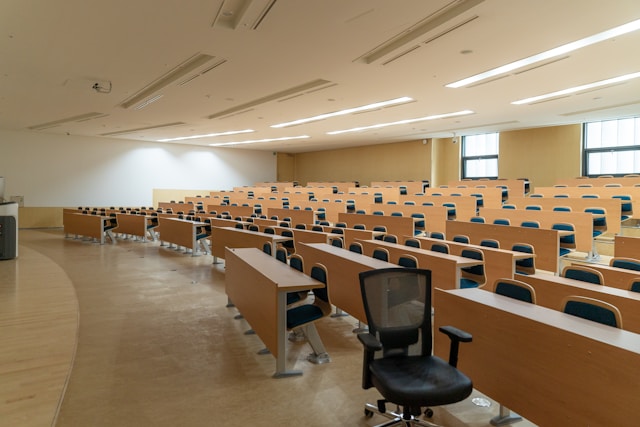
[
  {"x1": 583, "y1": 117, "x2": 640, "y2": 176},
  {"x1": 462, "y1": 133, "x2": 499, "y2": 179}
]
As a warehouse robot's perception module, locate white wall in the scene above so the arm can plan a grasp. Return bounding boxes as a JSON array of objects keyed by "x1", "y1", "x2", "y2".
[{"x1": 0, "y1": 129, "x2": 276, "y2": 207}]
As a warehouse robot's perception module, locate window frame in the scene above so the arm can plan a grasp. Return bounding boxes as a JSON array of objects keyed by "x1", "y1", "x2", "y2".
[
  {"x1": 461, "y1": 133, "x2": 499, "y2": 179},
  {"x1": 582, "y1": 118, "x2": 640, "y2": 177}
]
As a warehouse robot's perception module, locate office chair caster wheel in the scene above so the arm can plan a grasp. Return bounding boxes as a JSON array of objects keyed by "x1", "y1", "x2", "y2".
[
  {"x1": 364, "y1": 408, "x2": 374, "y2": 418},
  {"x1": 424, "y1": 408, "x2": 434, "y2": 418}
]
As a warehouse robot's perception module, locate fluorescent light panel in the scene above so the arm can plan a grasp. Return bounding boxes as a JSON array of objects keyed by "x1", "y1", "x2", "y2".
[
  {"x1": 271, "y1": 96, "x2": 413, "y2": 128},
  {"x1": 512, "y1": 72, "x2": 640, "y2": 105},
  {"x1": 327, "y1": 110, "x2": 474, "y2": 135},
  {"x1": 209, "y1": 135, "x2": 310, "y2": 147},
  {"x1": 447, "y1": 18, "x2": 640, "y2": 88},
  {"x1": 158, "y1": 129, "x2": 254, "y2": 142}
]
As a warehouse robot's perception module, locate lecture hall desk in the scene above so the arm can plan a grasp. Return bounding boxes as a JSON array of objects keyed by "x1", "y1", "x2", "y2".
[
  {"x1": 357, "y1": 239, "x2": 484, "y2": 290},
  {"x1": 569, "y1": 262, "x2": 640, "y2": 291},
  {"x1": 295, "y1": 242, "x2": 397, "y2": 323},
  {"x1": 414, "y1": 236, "x2": 531, "y2": 291},
  {"x1": 445, "y1": 221, "x2": 560, "y2": 273},
  {"x1": 515, "y1": 273, "x2": 640, "y2": 334},
  {"x1": 614, "y1": 235, "x2": 640, "y2": 258},
  {"x1": 531, "y1": 186, "x2": 640, "y2": 220},
  {"x1": 507, "y1": 196, "x2": 622, "y2": 235},
  {"x1": 434, "y1": 287, "x2": 640, "y2": 427},
  {"x1": 114, "y1": 212, "x2": 155, "y2": 241},
  {"x1": 63, "y1": 210, "x2": 112, "y2": 244},
  {"x1": 479, "y1": 207, "x2": 594, "y2": 254},
  {"x1": 209, "y1": 226, "x2": 292, "y2": 262},
  {"x1": 157, "y1": 217, "x2": 208, "y2": 255},
  {"x1": 224, "y1": 247, "x2": 324, "y2": 378}
]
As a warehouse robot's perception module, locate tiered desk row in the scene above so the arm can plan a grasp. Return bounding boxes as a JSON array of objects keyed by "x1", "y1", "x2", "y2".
[{"x1": 66, "y1": 177, "x2": 640, "y2": 426}]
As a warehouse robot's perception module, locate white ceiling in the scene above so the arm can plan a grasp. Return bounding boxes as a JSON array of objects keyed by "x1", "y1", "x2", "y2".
[{"x1": 2, "y1": 0, "x2": 640, "y2": 153}]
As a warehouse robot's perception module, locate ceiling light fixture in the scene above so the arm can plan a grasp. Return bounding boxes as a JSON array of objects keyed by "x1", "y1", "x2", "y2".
[
  {"x1": 326, "y1": 110, "x2": 474, "y2": 135},
  {"x1": 446, "y1": 18, "x2": 640, "y2": 88},
  {"x1": 209, "y1": 135, "x2": 310, "y2": 147},
  {"x1": 511, "y1": 71, "x2": 640, "y2": 105},
  {"x1": 158, "y1": 129, "x2": 255, "y2": 142},
  {"x1": 134, "y1": 94, "x2": 164, "y2": 110},
  {"x1": 271, "y1": 96, "x2": 414, "y2": 128}
]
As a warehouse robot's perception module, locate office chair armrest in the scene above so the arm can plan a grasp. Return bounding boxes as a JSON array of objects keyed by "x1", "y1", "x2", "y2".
[
  {"x1": 438, "y1": 325, "x2": 473, "y2": 368},
  {"x1": 439, "y1": 325, "x2": 472, "y2": 343},
  {"x1": 357, "y1": 333, "x2": 382, "y2": 351}
]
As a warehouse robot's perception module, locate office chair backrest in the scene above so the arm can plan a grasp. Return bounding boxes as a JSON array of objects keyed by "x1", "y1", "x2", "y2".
[
  {"x1": 275, "y1": 247, "x2": 288, "y2": 263},
  {"x1": 561, "y1": 265, "x2": 604, "y2": 285},
  {"x1": 470, "y1": 216, "x2": 485, "y2": 223},
  {"x1": 553, "y1": 206, "x2": 571, "y2": 212},
  {"x1": 430, "y1": 231, "x2": 445, "y2": 240},
  {"x1": 353, "y1": 223, "x2": 366, "y2": 229},
  {"x1": 383, "y1": 234, "x2": 398, "y2": 244},
  {"x1": 289, "y1": 254, "x2": 304, "y2": 272},
  {"x1": 512, "y1": 243, "x2": 535, "y2": 275},
  {"x1": 552, "y1": 223, "x2": 576, "y2": 246},
  {"x1": 309, "y1": 264, "x2": 328, "y2": 298},
  {"x1": 262, "y1": 242, "x2": 272, "y2": 255},
  {"x1": 404, "y1": 238, "x2": 421, "y2": 248},
  {"x1": 248, "y1": 224, "x2": 259, "y2": 232},
  {"x1": 349, "y1": 242, "x2": 363, "y2": 254},
  {"x1": 494, "y1": 278, "x2": 537, "y2": 304},
  {"x1": 562, "y1": 295, "x2": 622, "y2": 328},
  {"x1": 480, "y1": 239, "x2": 500, "y2": 249},
  {"x1": 397, "y1": 254, "x2": 418, "y2": 268},
  {"x1": 493, "y1": 218, "x2": 511, "y2": 226},
  {"x1": 430, "y1": 242, "x2": 449, "y2": 254},
  {"x1": 263, "y1": 226, "x2": 275, "y2": 235},
  {"x1": 372, "y1": 247, "x2": 389, "y2": 262},
  {"x1": 330, "y1": 237, "x2": 343, "y2": 248},
  {"x1": 525, "y1": 205, "x2": 542, "y2": 210},
  {"x1": 610, "y1": 257, "x2": 640, "y2": 272},
  {"x1": 521, "y1": 220, "x2": 540, "y2": 228},
  {"x1": 629, "y1": 278, "x2": 640, "y2": 293},
  {"x1": 359, "y1": 268, "x2": 431, "y2": 355},
  {"x1": 452, "y1": 235, "x2": 470, "y2": 244}
]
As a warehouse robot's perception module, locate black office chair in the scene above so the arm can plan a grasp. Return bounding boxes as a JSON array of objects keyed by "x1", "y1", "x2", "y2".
[{"x1": 358, "y1": 268, "x2": 473, "y2": 426}]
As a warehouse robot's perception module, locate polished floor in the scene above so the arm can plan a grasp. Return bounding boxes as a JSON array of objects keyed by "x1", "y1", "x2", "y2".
[{"x1": 15, "y1": 227, "x2": 626, "y2": 426}]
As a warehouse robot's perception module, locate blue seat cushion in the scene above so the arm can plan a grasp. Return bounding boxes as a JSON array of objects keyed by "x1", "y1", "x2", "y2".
[
  {"x1": 287, "y1": 304, "x2": 324, "y2": 329},
  {"x1": 460, "y1": 278, "x2": 480, "y2": 289}
]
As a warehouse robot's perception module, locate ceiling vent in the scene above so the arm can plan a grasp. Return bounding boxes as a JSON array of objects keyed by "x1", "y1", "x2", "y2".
[
  {"x1": 381, "y1": 14, "x2": 479, "y2": 66},
  {"x1": 28, "y1": 112, "x2": 108, "y2": 131},
  {"x1": 356, "y1": 0, "x2": 484, "y2": 64},
  {"x1": 207, "y1": 79, "x2": 334, "y2": 119},
  {"x1": 119, "y1": 53, "x2": 222, "y2": 109},
  {"x1": 100, "y1": 122, "x2": 187, "y2": 137},
  {"x1": 212, "y1": 0, "x2": 277, "y2": 30}
]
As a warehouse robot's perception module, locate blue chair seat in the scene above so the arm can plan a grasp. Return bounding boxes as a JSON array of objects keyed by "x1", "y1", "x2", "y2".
[
  {"x1": 460, "y1": 278, "x2": 481, "y2": 289},
  {"x1": 287, "y1": 301, "x2": 325, "y2": 329}
]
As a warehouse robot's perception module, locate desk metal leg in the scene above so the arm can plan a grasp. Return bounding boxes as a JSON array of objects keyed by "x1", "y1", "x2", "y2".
[
  {"x1": 490, "y1": 404, "x2": 522, "y2": 426},
  {"x1": 273, "y1": 292, "x2": 302, "y2": 378}
]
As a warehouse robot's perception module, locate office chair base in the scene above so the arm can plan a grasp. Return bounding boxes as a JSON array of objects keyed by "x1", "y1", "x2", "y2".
[
  {"x1": 364, "y1": 403, "x2": 441, "y2": 427},
  {"x1": 307, "y1": 352, "x2": 331, "y2": 364}
]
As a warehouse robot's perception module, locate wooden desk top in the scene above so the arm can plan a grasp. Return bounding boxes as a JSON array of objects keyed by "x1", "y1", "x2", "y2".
[
  {"x1": 358, "y1": 239, "x2": 483, "y2": 268},
  {"x1": 226, "y1": 247, "x2": 323, "y2": 292}
]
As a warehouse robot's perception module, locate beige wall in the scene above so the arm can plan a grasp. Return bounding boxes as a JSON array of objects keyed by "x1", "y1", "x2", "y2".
[
  {"x1": 281, "y1": 124, "x2": 582, "y2": 189},
  {"x1": 276, "y1": 153, "x2": 296, "y2": 182},
  {"x1": 499, "y1": 124, "x2": 582, "y2": 188},
  {"x1": 290, "y1": 140, "x2": 431, "y2": 186}
]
